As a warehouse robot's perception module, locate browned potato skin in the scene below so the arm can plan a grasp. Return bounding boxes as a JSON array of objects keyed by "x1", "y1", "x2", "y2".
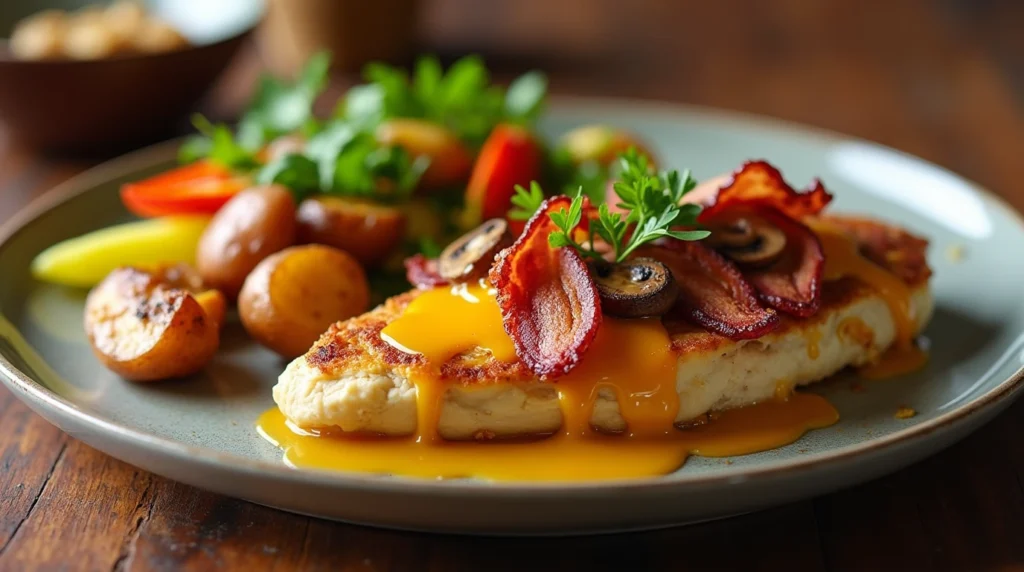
[
  {"x1": 560, "y1": 125, "x2": 659, "y2": 169},
  {"x1": 84, "y1": 267, "x2": 220, "y2": 382},
  {"x1": 375, "y1": 119, "x2": 473, "y2": 191},
  {"x1": 196, "y1": 185, "x2": 297, "y2": 300},
  {"x1": 296, "y1": 196, "x2": 407, "y2": 267},
  {"x1": 239, "y1": 245, "x2": 370, "y2": 359}
]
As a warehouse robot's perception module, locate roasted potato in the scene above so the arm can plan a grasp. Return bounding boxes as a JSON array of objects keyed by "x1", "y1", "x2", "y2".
[
  {"x1": 9, "y1": 10, "x2": 67, "y2": 60},
  {"x1": 239, "y1": 245, "x2": 370, "y2": 358},
  {"x1": 559, "y1": 125, "x2": 658, "y2": 169},
  {"x1": 296, "y1": 196, "x2": 406, "y2": 266},
  {"x1": 196, "y1": 185, "x2": 297, "y2": 300},
  {"x1": 84, "y1": 266, "x2": 224, "y2": 382},
  {"x1": 375, "y1": 118, "x2": 473, "y2": 191},
  {"x1": 130, "y1": 18, "x2": 189, "y2": 54}
]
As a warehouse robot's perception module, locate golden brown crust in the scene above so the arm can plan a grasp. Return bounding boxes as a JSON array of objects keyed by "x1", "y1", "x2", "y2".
[
  {"x1": 819, "y1": 215, "x2": 931, "y2": 286},
  {"x1": 303, "y1": 217, "x2": 932, "y2": 382}
]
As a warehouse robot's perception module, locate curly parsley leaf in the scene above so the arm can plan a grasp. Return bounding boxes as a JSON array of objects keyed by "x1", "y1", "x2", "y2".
[
  {"x1": 509, "y1": 181, "x2": 545, "y2": 221},
  {"x1": 546, "y1": 148, "x2": 710, "y2": 263}
]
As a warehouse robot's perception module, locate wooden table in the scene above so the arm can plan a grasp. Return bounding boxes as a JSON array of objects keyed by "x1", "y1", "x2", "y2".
[{"x1": 3, "y1": 0, "x2": 1024, "y2": 569}]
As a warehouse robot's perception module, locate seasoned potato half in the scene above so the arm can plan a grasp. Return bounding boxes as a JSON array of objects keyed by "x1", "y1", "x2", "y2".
[
  {"x1": 376, "y1": 118, "x2": 473, "y2": 191},
  {"x1": 84, "y1": 267, "x2": 223, "y2": 382},
  {"x1": 196, "y1": 184, "x2": 297, "y2": 300},
  {"x1": 239, "y1": 245, "x2": 370, "y2": 358},
  {"x1": 296, "y1": 196, "x2": 407, "y2": 266}
]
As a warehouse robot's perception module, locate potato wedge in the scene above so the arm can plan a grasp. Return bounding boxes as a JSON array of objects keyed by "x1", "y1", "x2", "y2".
[
  {"x1": 84, "y1": 267, "x2": 222, "y2": 382},
  {"x1": 296, "y1": 196, "x2": 406, "y2": 266},
  {"x1": 239, "y1": 245, "x2": 370, "y2": 358},
  {"x1": 196, "y1": 184, "x2": 297, "y2": 300}
]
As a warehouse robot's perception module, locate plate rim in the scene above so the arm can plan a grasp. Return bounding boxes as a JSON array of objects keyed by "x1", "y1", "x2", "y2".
[{"x1": 2, "y1": 95, "x2": 1024, "y2": 498}]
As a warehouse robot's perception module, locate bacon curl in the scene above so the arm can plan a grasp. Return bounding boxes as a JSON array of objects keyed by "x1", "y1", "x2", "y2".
[
  {"x1": 639, "y1": 241, "x2": 779, "y2": 340},
  {"x1": 699, "y1": 161, "x2": 830, "y2": 317},
  {"x1": 489, "y1": 196, "x2": 602, "y2": 379}
]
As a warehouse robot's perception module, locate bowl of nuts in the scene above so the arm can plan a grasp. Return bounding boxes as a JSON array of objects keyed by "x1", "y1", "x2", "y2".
[{"x1": 0, "y1": 0, "x2": 264, "y2": 150}]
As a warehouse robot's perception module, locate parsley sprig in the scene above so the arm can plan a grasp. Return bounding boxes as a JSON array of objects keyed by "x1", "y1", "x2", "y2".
[
  {"x1": 513, "y1": 149, "x2": 710, "y2": 263},
  {"x1": 338, "y1": 55, "x2": 547, "y2": 147}
]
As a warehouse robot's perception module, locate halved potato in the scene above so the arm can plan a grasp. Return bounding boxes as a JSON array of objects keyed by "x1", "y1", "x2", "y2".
[
  {"x1": 375, "y1": 118, "x2": 473, "y2": 191},
  {"x1": 84, "y1": 266, "x2": 223, "y2": 382},
  {"x1": 559, "y1": 125, "x2": 659, "y2": 168},
  {"x1": 238, "y1": 245, "x2": 370, "y2": 358},
  {"x1": 196, "y1": 184, "x2": 297, "y2": 300},
  {"x1": 296, "y1": 195, "x2": 406, "y2": 266}
]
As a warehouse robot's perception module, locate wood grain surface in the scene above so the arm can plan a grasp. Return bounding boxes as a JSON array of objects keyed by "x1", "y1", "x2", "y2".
[{"x1": 2, "y1": 0, "x2": 1024, "y2": 569}]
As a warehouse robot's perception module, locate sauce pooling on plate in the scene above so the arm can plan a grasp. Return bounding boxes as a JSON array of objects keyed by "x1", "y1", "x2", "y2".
[{"x1": 258, "y1": 284, "x2": 839, "y2": 482}]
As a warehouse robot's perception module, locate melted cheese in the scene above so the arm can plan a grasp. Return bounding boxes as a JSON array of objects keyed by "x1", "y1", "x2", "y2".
[
  {"x1": 257, "y1": 394, "x2": 837, "y2": 482},
  {"x1": 809, "y1": 221, "x2": 926, "y2": 377},
  {"x1": 259, "y1": 284, "x2": 840, "y2": 482}
]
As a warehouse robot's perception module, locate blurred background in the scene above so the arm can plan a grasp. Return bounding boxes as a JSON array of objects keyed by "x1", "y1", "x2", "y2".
[{"x1": 0, "y1": 0, "x2": 1022, "y2": 213}]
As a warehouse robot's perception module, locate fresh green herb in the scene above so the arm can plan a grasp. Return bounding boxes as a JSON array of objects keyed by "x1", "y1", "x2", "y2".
[
  {"x1": 256, "y1": 153, "x2": 320, "y2": 200},
  {"x1": 544, "y1": 146, "x2": 609, "y2": 205},
  {"x1": 337, "y1": 55, "x2": 546, "y2": 146},
  {"x1": 251, "y1": 118, "x2": 429, "y2": 203},
  {"x1": 331, "y1": 134, "x2": 429, "y2": 201},
  {"x1": 504, "y1": 71, "x2": 548, "y2": 123},
  {"x1": 509, "y1": 181, "x2": 545, "y2": 221},
  {"x1": 546, "y1": 148, "x2": 710, "y2": 263},
  {"x1": 178, "y1": 114, "x2": 260, "y2": 169},
  {"x1": 417, "y1": 237, "x2": 444, "y2": 258},
  {"x1": 239, "y1": 51, "x2": 332, "y2": 148}
]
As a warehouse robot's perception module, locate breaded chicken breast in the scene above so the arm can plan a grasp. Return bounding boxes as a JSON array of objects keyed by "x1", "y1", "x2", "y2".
[{"x1": 272, "y1": 216, "x2": 933, "y2": 439}]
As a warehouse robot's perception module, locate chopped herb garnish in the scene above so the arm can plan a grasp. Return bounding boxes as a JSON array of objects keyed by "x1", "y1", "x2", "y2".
[
  {"x1": 337, "y1": 55, "x2": 546, "y2": 147},
  {"x1": 534, "y1": 148, "x2": 710, "y2": 263}
]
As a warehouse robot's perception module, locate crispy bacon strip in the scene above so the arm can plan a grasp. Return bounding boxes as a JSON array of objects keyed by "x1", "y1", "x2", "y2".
[
  {"x1": 404, "y1": 254, "x2": 448, "y2": 289},
  {"x1": 489, "y1": 196, "x2": 602, "y2": 379},
  {"x1": 699, "y1": 160, "x2": 833, "y2": 221},
  {"x1": 699, "y1": 161, "x2": 830, "y2": 317},
  {"x1": 742, "y1": 208, "x2": 825, "y2": 318},
  {"x1": 639, "y1": 241, "x2": 779, "y2": 340}
]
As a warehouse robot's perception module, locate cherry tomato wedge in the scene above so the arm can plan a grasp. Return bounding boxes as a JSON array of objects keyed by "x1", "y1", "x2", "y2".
[
  {"x1": 120, "y1": 161, "x2": 251, "y2": 218},
  {"x1": 464, "y1": 123, "x2": 542, "y2": 229}
]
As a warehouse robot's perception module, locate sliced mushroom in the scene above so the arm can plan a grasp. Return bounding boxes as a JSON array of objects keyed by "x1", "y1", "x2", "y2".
[
  {"x1": 438, "y1": 218, "x2": 513, "y2": 281},
  {"x1": 706, "y1": 213, "x2": 787, "y2": 268},
  {"x1": 589, "y1": 257, "x2": 679, "y2": 318}
]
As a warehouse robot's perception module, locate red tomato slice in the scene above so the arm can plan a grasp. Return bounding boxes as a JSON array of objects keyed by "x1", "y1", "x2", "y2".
[
  {"x1": 120, "y1": 161, "x2": 250, "y2": 218},
  {"x1": 465, "y1": 124, "x2": 542, "y2": 229}
]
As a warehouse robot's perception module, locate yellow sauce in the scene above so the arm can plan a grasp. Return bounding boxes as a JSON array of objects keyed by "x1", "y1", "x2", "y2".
[
  {"x1": 806, "y1": 328, "x2": 821, "y2": 360},
  {"x1": 258, "y1": 219, "x2": 930, "y2": 481},
  {"x1": 858, "y1": 345, "x2": 928, "y2": 379},
  {"x1": 258, "y1": 284, "x2": 839, "y2": 482},
  {"x1": 257, "y1": 394, "x2": 837, "y2": 482},
  {"x1": 809, "y1": 222, "x2": 926, "y2": 378}
]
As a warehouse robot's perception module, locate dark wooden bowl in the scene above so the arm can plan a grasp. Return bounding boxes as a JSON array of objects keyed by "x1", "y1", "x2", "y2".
[{"x1": 0, "y1": 0, "x2": 265, "y2": 151}]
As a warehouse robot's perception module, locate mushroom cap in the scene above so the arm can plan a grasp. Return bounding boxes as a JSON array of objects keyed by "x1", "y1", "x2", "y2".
[
  {"x1": 439, "y1": 218, "x2": 513, "y2": 281},
  {"x1": 590, "y1": 257, "x2": 679, "y2": 318}
]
